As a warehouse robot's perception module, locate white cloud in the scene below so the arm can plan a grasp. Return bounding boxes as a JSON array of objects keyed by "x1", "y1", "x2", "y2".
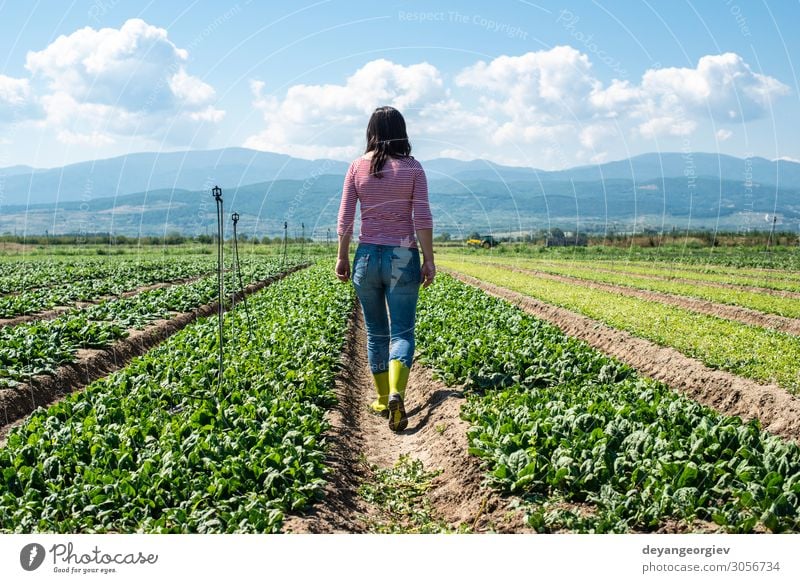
[
  {"x1": 633, "y1": 53, "x2": 789, "y2": 134},
  {"x1": 16, "y1": 18, "x2": 223, "y2": 145},
  {"x1": 37, "y1": 91, "x2": 141, "y2": 145},
  {"x1": 0, "y1": 75, "x2": 31, "y2": 106},
  {"x1": 436, "y1": 148, "x2": 474, "y2": 161},
  {"x1": 241, "y1": 49, "x2": 789, "y2": 168},
  {"x1": 589, "y1": 152, "x2": 609, "y2": 164},
  {"x1": 169, "y1": 69, "x2": 216, "y2": 107},
  {"x1": 589, "y1": 79, "x2": 640, "y2": 113},
  {"x1": 456, "y1": 46, "x2": 599, "y2": 123},
  {"x1": 716, "y1": 128, "x2": 733, "y2": 141},
  {"x1": 0, "y1": 74, "x2": 36, "y2": 121},
  {"x1": 26, "y1": 19, "x2": 184, "y2": 110},
  {"x1": 638, "y1": 116, "x2": 697, "y2": 139},
  {"x1": 579, "y1": 123, "x2": 618, "y2": 149},
  {"x1": 245, "y1": 59, "x2": 450, "y2": 159},
  {"x1": 455, "y1": 48, "x2": 787, "y2": 144}
]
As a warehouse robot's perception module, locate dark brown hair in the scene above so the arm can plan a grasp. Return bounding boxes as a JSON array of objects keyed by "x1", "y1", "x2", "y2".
[{"x1": 365, "y1": 106, "x2": 412, "y2": 178}]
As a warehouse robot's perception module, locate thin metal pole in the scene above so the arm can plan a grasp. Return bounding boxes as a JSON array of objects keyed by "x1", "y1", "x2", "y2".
[
  {"x1": 212, "y1": 186, "x2": 224, "y2": 394},
  {"x1": 767, "y1": 215, "x2": 777, "y2": 252},
  {"x1": 232, "y1": 212, "x2": 254, "y2": 344},
  {"x1": 301, "y1": 222, "x2": 305, "y2": 261},
  {"x1": 282, "y1": 221, "x2": 288, "y2": 266}
]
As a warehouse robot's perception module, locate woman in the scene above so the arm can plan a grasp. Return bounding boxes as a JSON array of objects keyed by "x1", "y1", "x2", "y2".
[{"x1": 335, "y1": 106, "x2": 435, "y2": 432}]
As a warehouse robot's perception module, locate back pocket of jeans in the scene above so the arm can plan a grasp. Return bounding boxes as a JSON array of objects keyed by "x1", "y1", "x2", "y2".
[
  {"x1": 391, "y1": 248, "x2": 420, "y2": 286},
  {"x1": 353, "y1": 253, "x2": 369, "y2": 285}
]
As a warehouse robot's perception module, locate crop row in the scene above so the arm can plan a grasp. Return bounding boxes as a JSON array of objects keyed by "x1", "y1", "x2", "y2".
[
  {"x1": 447, "y1": 256, "x2": 800, "y2": 319},
  {"x1": 525, "y1": 245, "x2": 800, "y2": 271},
  {"x1": 0, "y1": 263, "x2": 352, "y2": 533},
  {"x1": 539, "y1": 257, "x2": 800, "y2": 294},
  {"x1": 415, "y1": 275, "x2": 800, "y2": 532},
  {"x1": 589, "y1": 259, "x2": 800, "y2": 285},
  {"x1": 438, "y1": 260, "x2": 800, "y2": 394},
  {"x1": 0, "y1": 256, "x2": 215, "y2": 295},
  {"x1": 0, "y1": 259, "x2": 219, "y2": 318},
  {"x1": 0, "y1": 258, "x2": 111, "y2": 293},
  {"x1": 0, "y1": 258, "x2": 300, "y2": 386}
]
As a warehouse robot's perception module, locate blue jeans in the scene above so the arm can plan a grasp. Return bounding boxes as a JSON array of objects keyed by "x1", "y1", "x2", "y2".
[{"x1": 352, "y1": 243, "x2": 421, "y2": 374}]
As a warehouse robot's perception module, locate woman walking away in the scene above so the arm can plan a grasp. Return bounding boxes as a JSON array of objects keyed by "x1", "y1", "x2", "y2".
[{"x1": 335, "y1": 106, "x2": 436, "y2": 432}]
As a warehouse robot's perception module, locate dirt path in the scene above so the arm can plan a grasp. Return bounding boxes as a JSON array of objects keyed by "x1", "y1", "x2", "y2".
[
  {"x1": 281, "y1": 306, "x2": 530, "y2": 533},
  {"x1": 0, "y1": 273, "x2": 212, "y2": 328},
  {"x1": 491, "y1": 263, "x2": 800, "y2": 336},
  {"x1": 0, "y1": 264, "x2": 307, "y2": 444},
  {"x1": 446, "y1": 270, "x2": 800, "y2": 445}
]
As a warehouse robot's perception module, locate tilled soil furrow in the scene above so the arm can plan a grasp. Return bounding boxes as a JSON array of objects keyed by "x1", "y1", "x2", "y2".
[
  {"x1": 447, "y1": 269, "x2": 800, "y2": 444},
  {"x1": 282, "y1": 305, "x2": 530, "y2": 533}
]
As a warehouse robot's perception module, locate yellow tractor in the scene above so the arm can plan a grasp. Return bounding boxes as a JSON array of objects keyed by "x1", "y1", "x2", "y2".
[{"x1": 466, "y1": 235, "x2": 499, "y2": 249}]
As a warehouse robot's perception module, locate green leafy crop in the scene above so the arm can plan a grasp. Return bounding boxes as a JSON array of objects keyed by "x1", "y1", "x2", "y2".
[
  {"x1": 0, "y1": 257, "x2": 216, "y2": 317},
  {"x1": 415, "y1": 274, "x2": 800, "y2": 533},
  {"x1": 438, "y1": 260, "x2": 800, "y2": 394},
  {"x1": 446, "y1": 254, "x2": 800, "y2": 317},
  {"x1": 0, "y1": 263, "x2": 352, "y2": 533},
  {"x1": 0, "y1": 258, "x2": 301, "y2": 386}
]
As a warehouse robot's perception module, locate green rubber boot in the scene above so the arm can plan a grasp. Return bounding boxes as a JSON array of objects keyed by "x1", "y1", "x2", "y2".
[
  {"x1": 370, "y1": 372, "x2": 389, "y2": 417},
  {"x1": 388, "y1": 360, "x2": 410, "y2": 431}
]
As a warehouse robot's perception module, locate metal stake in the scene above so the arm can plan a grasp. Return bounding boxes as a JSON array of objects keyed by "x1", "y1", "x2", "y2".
[
  {"x1": 212, "y1": 185, "x2": 224, "y2": 394},
  {"x1": 231, "y1": 212, "x2": 254, "y2": 344}
]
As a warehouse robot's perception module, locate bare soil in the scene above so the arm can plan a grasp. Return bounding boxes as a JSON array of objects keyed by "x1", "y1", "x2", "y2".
[
  {"x1": 0, "y1": 243, "x2": 34, "y2": 253},
  {"x1": 0, "y1": 306, "x2": 75, "y2": 328},
  {"x1": 0, "y1": 264, "x2": 307, "y2": 444},
  {"x1": 281, "y1": 306, "x2": 531, "y2": 533},
  {"x1": 447, "y1": 270, "x2": 800, "y2": 445},
  {"x1": 493, "y1": 263, "x2": 800, "y2": 336}
]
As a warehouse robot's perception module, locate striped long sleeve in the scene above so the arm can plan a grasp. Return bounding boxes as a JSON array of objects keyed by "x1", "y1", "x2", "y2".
[
  {"x1": 411, "y1": 164, "x2": 433, "y2": 230},
  {"x1": 336, "y1": 162, "x2": 358, "y2": 237},
  {"x1": 336, "y1": 156, "x2": 433, "y2": 248}
]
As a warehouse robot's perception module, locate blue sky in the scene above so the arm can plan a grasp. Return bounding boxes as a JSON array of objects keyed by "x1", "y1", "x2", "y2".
[{"x1": 0, "y1": 0, "x2": 798, "y2": 169}]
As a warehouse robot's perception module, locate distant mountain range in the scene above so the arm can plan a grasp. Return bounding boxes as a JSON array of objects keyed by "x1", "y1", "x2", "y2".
[
  {"x1": 0, "y1": 148, "x2": 350, "y2": 205},
  {"x1": 1, "y1": 148, "x2": 798, "y2": 236},
  {"x1": 434, "y1": 152, "x2": 800, "y2": 187}
]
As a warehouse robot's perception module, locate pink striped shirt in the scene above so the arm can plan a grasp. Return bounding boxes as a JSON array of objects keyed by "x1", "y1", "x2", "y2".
[{"x1": 337, "y1": 155, "x2": 433, "y2": 248}]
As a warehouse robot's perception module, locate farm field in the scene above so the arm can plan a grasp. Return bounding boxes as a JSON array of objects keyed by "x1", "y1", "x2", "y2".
[
  {"x1": 437, "y1": 258, "x2": 800, "y2": 394},
  {"x1": 0, "y1": 256, "x2": 217, "y2": 320},
  {"x1": 442, "y1": 253, "x2": 800, "y2": 301},
  {"x1": 0, "y1": 254, "x2": 308, "y2": 432},
  {"x1": 1, "y1": 257, "x2": 294, "y2": 385},
  {"x1": 0, "y1": 246, "x2": 799, "y2": 534},
  {"x1": 1, "y1": 262, "x2": 351, "y2": 532},
  {"x1": 484, "y1": 243, "x2": 800, "y2": 271},
  {"x1": 550, "y1": 258, "x2": 800, "y2": 288},
  {"x1": 415, "y1": 275, "x2": 800, "y2": 533},
  {"x1": 451, "y1": 260, "x2": 800, "y2": 337}
]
